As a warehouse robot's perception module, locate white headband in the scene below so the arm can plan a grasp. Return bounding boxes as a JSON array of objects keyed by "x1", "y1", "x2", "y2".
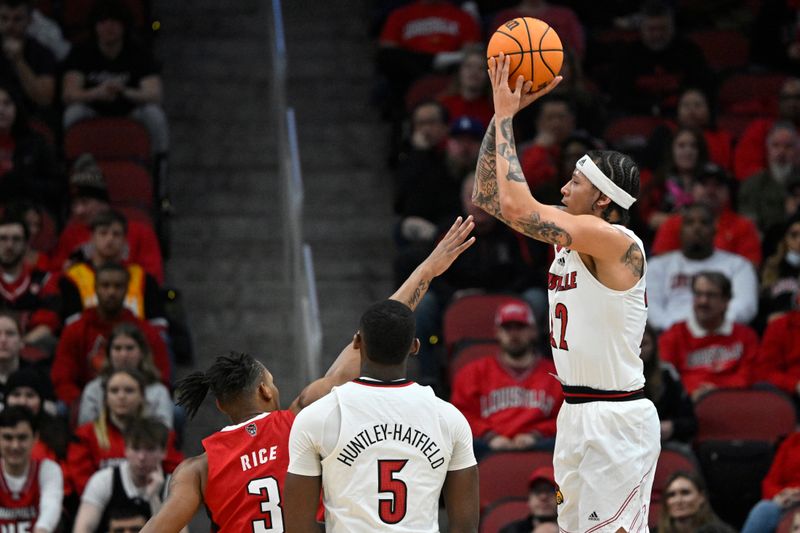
[{"x1": 576, "y1": 155, "x2": 636, "y2": 209}]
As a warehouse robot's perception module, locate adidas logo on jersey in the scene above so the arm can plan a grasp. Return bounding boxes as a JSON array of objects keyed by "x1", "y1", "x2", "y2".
[{"x1": 588, "y1": 511, "x2": 599, "y2": 521}]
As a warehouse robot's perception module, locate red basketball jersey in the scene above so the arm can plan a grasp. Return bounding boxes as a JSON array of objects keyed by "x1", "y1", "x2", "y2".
[
  {"x1": 203, "y1": 410, "x2": 295, "y2": 532},
  {"x1": 0, "y1": 460, "x2": 41, "y2": 531}
]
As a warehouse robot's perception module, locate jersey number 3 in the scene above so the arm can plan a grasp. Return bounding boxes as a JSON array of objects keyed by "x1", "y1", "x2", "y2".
[
  {"x1": 247, "y1": 476, "x2": 284, "y2": 532},
  {"x1": 378, "y1": 459, "x2": 408, "y2": 524},
  {"x1": 549, "y1": 303, "x2": 569, "y2": 350}
]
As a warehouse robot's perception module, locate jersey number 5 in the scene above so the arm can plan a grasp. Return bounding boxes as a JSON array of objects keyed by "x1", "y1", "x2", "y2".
[
  {"x1": 378, "y1": 459, "x2": 408, "y2": 524},
  {"x1": 247, "y1": 476, "x2": 284, "y2": 532},
  {"x1": 549, "y1": 303, "x2": 569, "y2": 350}
]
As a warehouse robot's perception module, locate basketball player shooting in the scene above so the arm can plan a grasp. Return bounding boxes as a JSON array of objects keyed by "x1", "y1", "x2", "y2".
[
  {"x1": 139, "y1": 216, "x2": 475, "y2": 533},
  {"x1": 472, "y1": 52, "x2": 660, "y2": 533}
]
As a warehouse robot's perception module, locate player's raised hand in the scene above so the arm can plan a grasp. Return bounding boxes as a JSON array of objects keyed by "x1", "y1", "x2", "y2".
[
  {"x1": 422, "y1": 216, "x2": 476, "y2": 278},
  {"x1": 488, "y1": 52, "x2": 562, "y2": 117}
]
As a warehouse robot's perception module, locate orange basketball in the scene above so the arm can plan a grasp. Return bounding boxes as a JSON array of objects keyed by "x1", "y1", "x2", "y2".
[{"x1": 487, "y1": 17, "x2": 563, "y2": 93}]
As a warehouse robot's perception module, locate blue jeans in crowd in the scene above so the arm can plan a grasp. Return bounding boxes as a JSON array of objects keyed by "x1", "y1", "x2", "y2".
[{"x1": 740, "y1": 499, "x2": 783, "y2": 533}]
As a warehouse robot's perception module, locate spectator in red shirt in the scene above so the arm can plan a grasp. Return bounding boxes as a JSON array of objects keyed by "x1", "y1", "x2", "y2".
[
  {"x1": 438, "y1": 48, "x2": 493, "y2": 129},
  {"x1": 377, "y1": 0, "x2": 481, "y2": 123},
  {"x1": 66, "y1": 369, "x2": 181, "y2": 495},
  {"x1": 451, "y1": 301, "x2": 563, "y2": 457},
  {"x1": 733, "y1": 78, "x2": 800, "y2": 180},
  {"x1": 740, "y1": 431, "x2": 800, "y2": 533},
  {"x1": 757, "y1": 302, "x2": 800, "y2": 408},
  {"x1": 50, "y1": 154, "x2": 163, "y2": 284},
  {"x1": 0, "y1": 215, "x2": 59, "y2": 346},
  {"x1": 658, "y1": 271, "x2": 759, "y2": 402},
  {"x1": 652, "y1": 163, "x2": 763, "y2": 267},
  {"x1": 51, "y1": 263, "x2": 170, "y2": 406}
]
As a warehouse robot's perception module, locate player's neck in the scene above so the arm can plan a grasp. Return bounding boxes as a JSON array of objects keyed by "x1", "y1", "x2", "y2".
[{"x1": 360, "y1": 361, "x2": 407, "y2": 382}]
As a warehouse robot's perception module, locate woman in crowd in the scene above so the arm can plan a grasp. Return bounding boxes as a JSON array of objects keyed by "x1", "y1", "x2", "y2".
[
  {"x1": 657, "y1": 471, "x2": 732, "y2": 533},
  {"x1": 78, "y1": 323, "x2": 173, "y2": 428},
  {"x1": 438, "y1": 48, "x2": 493, "y2": 128},
  {"x1": 760, "y1": 214, "x2": 800, "y2": 319},
  {"x1": 640, "y1": 127, "x2": 709, "y2": 232},
  {"x1": 67, "y1": 368, "x2": 182, "y2": 494}
]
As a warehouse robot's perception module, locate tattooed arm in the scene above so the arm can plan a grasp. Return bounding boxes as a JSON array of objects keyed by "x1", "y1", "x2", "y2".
[
  {"x1": 471, "y1": 116, "x2": 505, "y2": 219},
  {"x1": 487, "y1": 54, "x2": 641, "y2": 275}
]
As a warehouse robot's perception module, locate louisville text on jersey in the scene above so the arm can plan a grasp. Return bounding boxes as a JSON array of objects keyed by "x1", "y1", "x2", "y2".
[
  {"x1": 336, "y1": 424, "x2": 444, "y2": 469},
  {"x1": 547, "y1": 271, "x2": 577, "y2": 292}
]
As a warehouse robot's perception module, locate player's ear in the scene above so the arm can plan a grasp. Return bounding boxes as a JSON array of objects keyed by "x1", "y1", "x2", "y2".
[
  {"x1": 353, "y1": 331, "x2": 362, "y2": 350},
  {"x1": 410, "y1": 338, "x2": 421, "y2": 355},
  {"x1": 258, "y1": 382, "x2": 274, "y2": 403}
]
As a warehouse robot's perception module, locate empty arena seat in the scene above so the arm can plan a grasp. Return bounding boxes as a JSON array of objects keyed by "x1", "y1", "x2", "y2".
[
  {"x1": 443, "y1": 294, "x2": 527, "y2": 356},
  {"x1": 480, "y1": 498, "x2": 529, "y2": 533},
  {"x1": 651, "y1": 445, "x2": 700, "y2": 501},
  {"x1": 65, "y1": 117, "x2": 151, "y2": 163},
  {"x1": 404, "y1": 73, "x2": 452, "y2": 111},
  {"x1": 97, "y1": 160, "x2": 155, "y2": 211},
  {"x1": 718, "y1": 73, "x2": 786, "y2": 116},
  {"x1": 478, "y1": 450, "x2": 553, "y2": 511},
  {"x1": 448, "y1": 342, "x2": 499, "y2": 384},
  {"x1": 603, "y1": 115, "x2": 664, "y2": 153},
  {"x1": 688, "y1": 29, "x2": 750, "y2": 72},
  {"x1": 694, "y1": 388, "x2": 796, "y2": 444}
]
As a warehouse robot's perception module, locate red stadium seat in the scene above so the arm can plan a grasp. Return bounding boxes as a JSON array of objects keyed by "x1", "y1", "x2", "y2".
[
  {"x1": 28, "y1": 118, "x2": 55, "y2": 147},
  {"x1": 694, "y1": 388, "x2": 797, "y2": 444},
  {"x1": 651, "y1": 446, "x2": 700, "y2": 502},
  {"x1": 648, "y1": 501, "x2": 662, "y2": 529},
  {"x1": 443, "y1": 294, "x2": 527, "y2": 356},
  {"x1": 603, "y1": 115, "x2": 664, "y2": 152},
  {"x1": 480, "y1": 498, "x2": 529, "y2": 533},
  {"x1": 97, "y1": 160, "x2": 155, "y2": 211},
  {"x1": 688, "y1": 30, "x2": 750, "y2": 72},
  {"x1": 117, "y1": 206, "x2": 154, "y2": 225},
  {"x1": 65, "y1": 117, "x2": 151, "y2": 163},
  {"x1": 478, "y1": 450, "x2": 553, "y2": 511},
  {"x1": 718, "y1": 73, "x2": 786, "y2": 117},
  {"x1": 717, "y1": 114, "x2": 754, "y2": 143},
  {"x1": 405, "y1": 73, "x2": 452, "y2": 111},
  {"x1": 448, "y1": 342, "x2": 499, "y2": 384}
]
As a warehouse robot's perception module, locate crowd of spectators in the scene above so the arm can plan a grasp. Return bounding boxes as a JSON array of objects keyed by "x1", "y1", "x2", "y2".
[
  {"x1": 374, "y1": 0, "x2": 800, "y2": 530},
  {"x1": 0, "y1": 0, "x2": 186, "y2": 531}
]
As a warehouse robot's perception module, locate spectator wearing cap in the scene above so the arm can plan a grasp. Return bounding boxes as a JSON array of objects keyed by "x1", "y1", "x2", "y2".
[
  {"x1": 62, "y1": 0, "x2": 169, "y2": 156},
  {"x1": 4, "y1": 366, "x2": 68, "y2": 461},
  {"x1": 738, "y1": 122, "x2": 800, "y2": 239},
  {"x1": 499, "y1": 466, "x2": 559, "y2": 533},
  {"x1": 652, "y1": 163, "x2": 763, "y2": 267},
  {"x1": 451, "y1": 301, "x2": 563, "y2": 457},
  {"x1": 658, "y1": 271, "x2": 759, "y2": 402},
  {"x1": 50, "y1": 154, "x2": 164, "y2": 284},
  {"x1": 393, "y1": 102, "x2": 470, "y2": 247},
  {"x1": 647, "y1": 203, "x2": 758, "y2": 332},
  {"x1": 519, "y1": 95, "x2": 576, "y2": 192}
]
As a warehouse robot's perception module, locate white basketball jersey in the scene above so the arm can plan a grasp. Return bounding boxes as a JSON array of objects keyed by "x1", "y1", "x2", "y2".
[
  {"x1": 547, "y1": 225, "x2": 647, "y2": 391},
  {"x1": 319, "y1": 379, "x2": 474, "y2": 532}
]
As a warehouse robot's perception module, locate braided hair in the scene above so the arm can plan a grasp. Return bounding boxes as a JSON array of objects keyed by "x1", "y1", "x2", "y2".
[
  {"x1": 586, "y1": 150, "x2": 640, "y2": 225},
  {"x1": 176, "y1": 351, "x2": 265, "y2": 419}
]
